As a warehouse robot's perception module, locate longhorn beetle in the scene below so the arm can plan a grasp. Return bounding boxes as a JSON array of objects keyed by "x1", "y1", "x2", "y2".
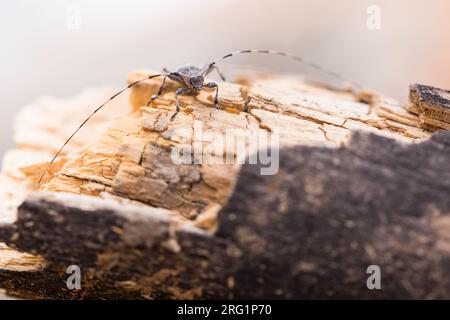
[{"x1": 37, "y1": 49, "x2": 362, "y2": 187}]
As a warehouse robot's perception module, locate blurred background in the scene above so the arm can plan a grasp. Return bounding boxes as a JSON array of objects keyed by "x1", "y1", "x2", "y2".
[{"x1": 0, "y1": 0, "x2": 449, "y2": 158}]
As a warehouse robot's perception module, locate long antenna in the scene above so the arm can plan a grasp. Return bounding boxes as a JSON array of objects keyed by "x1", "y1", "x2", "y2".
[
  {"x1": 204, "y1": 49, "x2": 361, "y2": 90},
  {"x1": 36, "y1": 73, "x2": 167, "y2": 188}
]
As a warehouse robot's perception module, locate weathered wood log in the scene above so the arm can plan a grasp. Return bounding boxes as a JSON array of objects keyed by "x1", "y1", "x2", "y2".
[
  {"x1": 408, "y1": 84, "x2": 450, "y2": 130},
  {"x1": 0, "y1": 70, "x2": 448, "y2": 299}
]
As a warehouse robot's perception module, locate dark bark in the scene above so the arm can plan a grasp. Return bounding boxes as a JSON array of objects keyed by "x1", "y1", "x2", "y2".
[{"x1": 1, "y1": 130, "x2": 450, "y2": 299}]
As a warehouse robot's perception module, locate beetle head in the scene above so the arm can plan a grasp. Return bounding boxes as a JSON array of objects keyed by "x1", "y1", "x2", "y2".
[{"x1": 189, "y1": 76, "x2": 204, "y2": 90}]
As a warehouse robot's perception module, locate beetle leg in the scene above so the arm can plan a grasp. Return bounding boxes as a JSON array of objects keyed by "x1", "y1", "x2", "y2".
[
  {"x1": 175, "y1": 87, "x2": 192, "y2": 112},
  {"x1": 204, "y1": 82, "x2": 219, "y2": 110},
  {"x1": 170, "y1": 87, "x2": 192, "y2": 121},
  {"x1": 146, "y1": 76, "x2": 167, "y2": 107}
]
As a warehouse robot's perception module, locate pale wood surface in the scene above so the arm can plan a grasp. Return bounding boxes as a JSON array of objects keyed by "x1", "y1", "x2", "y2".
[
  {"x1": 33, "y1": 72, "x2": 432, "y2": 219},
  {"x1": 0, "y1": 70, "x2": 444, "y2": 299}
]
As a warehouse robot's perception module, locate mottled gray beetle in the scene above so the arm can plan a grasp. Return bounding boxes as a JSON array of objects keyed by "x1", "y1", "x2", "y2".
[{"x1": 37, "y1": 49, "x2": 361, "y2": 186}]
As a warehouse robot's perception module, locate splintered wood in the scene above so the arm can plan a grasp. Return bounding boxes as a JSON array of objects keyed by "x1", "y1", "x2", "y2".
[
  {"x1": 2, "y1": 71, "x2": 436, "y2": 223},
  {"x1": 0, "y1": 69, "x2": 449, "y2": 299},
  {"x1": 408, "y1": 84, "x2": 450, "y2": 130}
]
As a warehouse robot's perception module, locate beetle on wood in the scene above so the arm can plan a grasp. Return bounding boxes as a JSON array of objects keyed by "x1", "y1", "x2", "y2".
[{"x1": 37, "y1": 49, "x2": 362, "y2": 187}]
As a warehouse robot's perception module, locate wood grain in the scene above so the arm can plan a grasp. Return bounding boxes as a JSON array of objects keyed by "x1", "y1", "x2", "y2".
[{"x1": 0, "y1": 71, "x2": 448, "y2": 299}]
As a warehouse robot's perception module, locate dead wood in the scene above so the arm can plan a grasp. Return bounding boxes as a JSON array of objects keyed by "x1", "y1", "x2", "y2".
[{"x1": 0, "y1": 71, "x2": 449, "y2": 299}]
